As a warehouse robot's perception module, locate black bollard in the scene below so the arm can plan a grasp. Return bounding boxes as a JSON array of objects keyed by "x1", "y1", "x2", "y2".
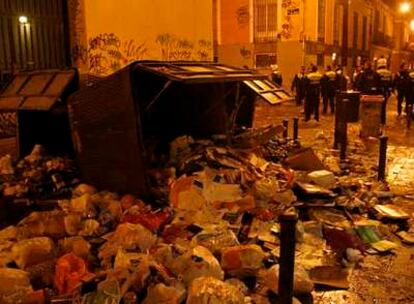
[
  {"x1": 407, "y1": 104, "x2": 412, "y2": 130},
  {"x1": 278, "y1": 210, "x2": 298, "y2": 304},
  {"x1": 293, "y1": 117, "x2": 299, "y2": 141},
  {"x1": 340, "y1": 122, "x2": 347, "y2": 160},
  {"x1": 283, "y1": 119, "x2": 289, "y2": 139},
  {"x1": 378, "y1": 135, "x2": 388, "y2": 181}
]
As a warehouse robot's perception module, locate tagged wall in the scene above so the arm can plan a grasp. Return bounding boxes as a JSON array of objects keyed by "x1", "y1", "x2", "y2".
[
  {"x1": 279, "y1": 0, "x2": 303, "y2": 41},
  {"x1": 69, "y1": 0, "x2": 213, "y2": 76}
]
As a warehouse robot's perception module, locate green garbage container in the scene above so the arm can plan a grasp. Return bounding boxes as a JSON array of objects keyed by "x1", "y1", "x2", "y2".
[{"x1": 360, "y1": 95, "x2": 383, "y2": 138}]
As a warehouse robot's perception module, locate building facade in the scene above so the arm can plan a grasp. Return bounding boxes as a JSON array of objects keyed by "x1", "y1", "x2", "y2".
[
  {"x1": 216, "y1": 0, "x2": 414, "y2": 87},
  {"x1": 68, "y1": 0, "x2": 214, "y2": 76}
]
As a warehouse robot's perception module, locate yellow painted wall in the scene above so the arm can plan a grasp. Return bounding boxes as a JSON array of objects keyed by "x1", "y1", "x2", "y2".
[
  {"x1": 220, "y1": 0, "x2": 250, "y2": 44},
  {"x1": 304, "y1": 0, "x2": 318, "y2": 41},
  {"x1": 279, "y1": 0, "x2": 303, "y2": 41},
  {"x1": 278, "y1": 40, "x2": 304, "y2": 91},
  {"x1": 73, "y1": 0, "x2": 213, "y2": 75},
  {"x1": 218, "y1": 44, "x2": 254, "y2": 67}
]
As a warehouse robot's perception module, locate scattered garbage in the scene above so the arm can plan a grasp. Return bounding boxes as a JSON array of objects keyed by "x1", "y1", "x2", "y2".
[{"x1": 0, "y1": 120, "x2": 413, "y2": 303}]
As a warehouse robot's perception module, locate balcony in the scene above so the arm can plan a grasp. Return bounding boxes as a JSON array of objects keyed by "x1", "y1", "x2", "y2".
[{"x1": 372, "y1": 32, "x2": 395, "y2": 49}]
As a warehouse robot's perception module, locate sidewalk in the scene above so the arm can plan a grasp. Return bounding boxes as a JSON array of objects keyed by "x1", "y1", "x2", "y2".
[{"x1": 255, "y1": 96, "x2": 414, "y2": 304}]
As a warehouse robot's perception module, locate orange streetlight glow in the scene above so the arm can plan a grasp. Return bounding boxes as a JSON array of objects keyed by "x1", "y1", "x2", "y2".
[
  {"x1": 18, "y1": 16, "x2": 28, "y2": 24},
  {"x1": 410, "y1": 19, "x2": 414, "y2": 31},
  {"x1": 400, "y1": 2, "x2": 411, "y2": 13}
]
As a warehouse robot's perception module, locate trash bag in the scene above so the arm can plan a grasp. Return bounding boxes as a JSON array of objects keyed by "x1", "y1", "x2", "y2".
[
  {"x1": 64, "y1": 214, "x2": 83, "y2": 236},
  {"x1": 142, "y1": 283, "x2": 186, "y2": 304},
  {"x1": 113, "y1": 249, "x2": 146, "y2": 270},
  {"x1": 122, "y1": 209, "x2": 173, "y2": 233},
  {"x1": 254, "y1": 177, "x2": 280, "y2": 202},
  {"x1": 79, "y1": 219, "x2": 101, "y2": 237},
  {"x1": 0, "y1": 268, "x2": 33, "y2": 303},
  {"x1": 0, "y1": 154, "x2": 14, "y2": 175},
  {"x1": 98, "y1": 223, "x2": 157, "y2": 264},
  {"x1": 73, "y1": 184, "x2": 97, "y2": 197},
  {"x1": 54, "y1": 253, "x2": 93, "y2": 295},
  {"x1": 171, "y1": 246, "x2": 224, "y2": 286},
  {"x1": 59, "y1": 237, "x2": 91, "y2": 258},
  {"x1": 191, "y1": 228, "x2": 239, "y2": 255},
  {"x1": 220, "y1": 245, "x2": 265, "y2": 277},
  {"x1": 17, "y1": 211, "x2": 67, "y2": 239},
  {"x1": 12, "y1": 237, "x2": 56, "y2": 269},
  {"x1": 186, "y1": 276, "x2": 245, "y2": 304},
  {"x1": 265, "y1": 264, "x2": 314, "y2": 294},
  {"x1": 81, "y1": 278, "x2": 121, "y2": 304}
]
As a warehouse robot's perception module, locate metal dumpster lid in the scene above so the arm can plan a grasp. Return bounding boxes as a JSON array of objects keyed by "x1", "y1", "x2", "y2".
[
  {"x1": 134, "y1": 61, "x2": 292, "y2": 104},
  {"x1": 135, "y1": 61, "x2": 268, "y2": 82},
  {"x1": 0, "y1": 69, "x2": 76, "y2": 111}
]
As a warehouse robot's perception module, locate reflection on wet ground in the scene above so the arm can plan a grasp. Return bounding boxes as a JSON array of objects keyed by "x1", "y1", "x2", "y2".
[{"x1": 255, "y1": 96, "x2": 414, "y2": 304}]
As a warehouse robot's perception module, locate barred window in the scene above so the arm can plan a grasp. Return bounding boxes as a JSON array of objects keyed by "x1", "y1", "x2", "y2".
[{"x1": 254, "y1": 0, "x2": 278, "y2": 43}]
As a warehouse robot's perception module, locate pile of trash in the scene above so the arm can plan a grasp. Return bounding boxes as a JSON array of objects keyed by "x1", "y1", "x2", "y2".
[{"x1": 0, "y1": 126, "x2": 412, "y2": 303}]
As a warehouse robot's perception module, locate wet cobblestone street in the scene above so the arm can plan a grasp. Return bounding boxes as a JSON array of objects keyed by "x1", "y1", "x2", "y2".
[{"x1": 255, "y1": 95, "x2": 414, "y2": 304}]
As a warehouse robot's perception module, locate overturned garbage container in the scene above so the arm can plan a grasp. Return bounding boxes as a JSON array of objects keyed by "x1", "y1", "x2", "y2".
[
  {"x1": 69, "y1": 61, "x2": 293, "y2": 195},
  {"x1": 360, "y1": 95, "x2": 384, "y2": 138},
  {"x1": 0, "y1": 69, "x2": 78, "y2": 157}
]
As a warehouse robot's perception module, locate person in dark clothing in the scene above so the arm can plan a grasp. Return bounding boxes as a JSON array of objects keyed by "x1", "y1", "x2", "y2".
[
  {"x1": 271, "y1": 64, "x2": 283, "y2": 86},
  {"x1": 377, "y1": 62, "x2": 393, "y2": 124},
  {"x1": 304, "y1": 65, "x2": 323, "y2": 122},
  {"x1": 291, "y1": 66, "x2": 307, "y2": 106},
  {"x1": 335, "y1": 66, "x2": 348, "y2": 92},
  {"x1": 356, "y1": 61, "x2": 380, "y2": 94},
  {"x1": 406, "y1": 69, "x2": 414, "y2": 118},
  {"x1": 321, "y1": 66, "x2": 336, "y2": 114},
  {"x1": 352, "y1": 66, "x2": 362, "y2": 89},
  {"x1": 393, "y1": 63, "x2": 410, "y2": 116}
]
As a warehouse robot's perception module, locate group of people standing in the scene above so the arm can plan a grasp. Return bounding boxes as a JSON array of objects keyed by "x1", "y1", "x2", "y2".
[
  {"x1": 289, "y1": 65, "x2": 347, "y2": 122},
  {"x1": 277, "y1": 58, "x2": 414, "y2": 124},
  {"x1": 353, "y1": 60, "x2": 414, "y2": 124}
]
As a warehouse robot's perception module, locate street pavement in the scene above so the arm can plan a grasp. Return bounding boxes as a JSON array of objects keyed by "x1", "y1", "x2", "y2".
[{"x1": 255, "y1": 95, "x2": 414, "y2": 304}]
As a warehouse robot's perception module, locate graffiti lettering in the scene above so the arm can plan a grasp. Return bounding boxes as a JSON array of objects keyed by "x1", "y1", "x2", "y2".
[
  {"x1": 236, "y1": 5, "x2": 250, "y2": 26},
  {"x1": 280, "y1": 0, "x2": 300, "y2": 39},
  {"x1": 156, "y1": 34, "x2": 211, "y2": 61},
  {"x1": 88, "y1": 33, "x2": 148, "y2": 75},
  {"x1": 240, "y1": 46, "x2": 252, "y2": 59}
]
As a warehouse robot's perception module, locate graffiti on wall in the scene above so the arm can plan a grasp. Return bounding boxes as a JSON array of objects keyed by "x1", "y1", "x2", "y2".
[
  {"x1": 156, "y1": 34, "x2": 212, "y2": 61},
  {"x1": 88, "y1": 33, "x2": 148, "y2": 75},
  {"x1": 197, "y1": 39, "x2": 213, "y2": 61},
  {"x1": 240, "y1": 46, "x2": 252, "y2": 59},
  {"x1": 280, "y1": 0, "x2": 300, "y2": 40},
  {"x1": 68, "y1": 0, "x2": 87, "y2": 67},
  {"x1": 236, "y1": 5, "x2": 250, "y2": 27}
]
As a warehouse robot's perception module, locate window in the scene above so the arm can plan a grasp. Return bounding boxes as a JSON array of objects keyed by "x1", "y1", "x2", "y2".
[
  {"x1": 255, "y1": 53, "x2": 277, "y2": 67},
  {"x1": 318, "y1": 0, "x2": 326, "y2": 42},
  {"x1": 254, "y1": 0, "x2": 278, "y2": 42}
]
